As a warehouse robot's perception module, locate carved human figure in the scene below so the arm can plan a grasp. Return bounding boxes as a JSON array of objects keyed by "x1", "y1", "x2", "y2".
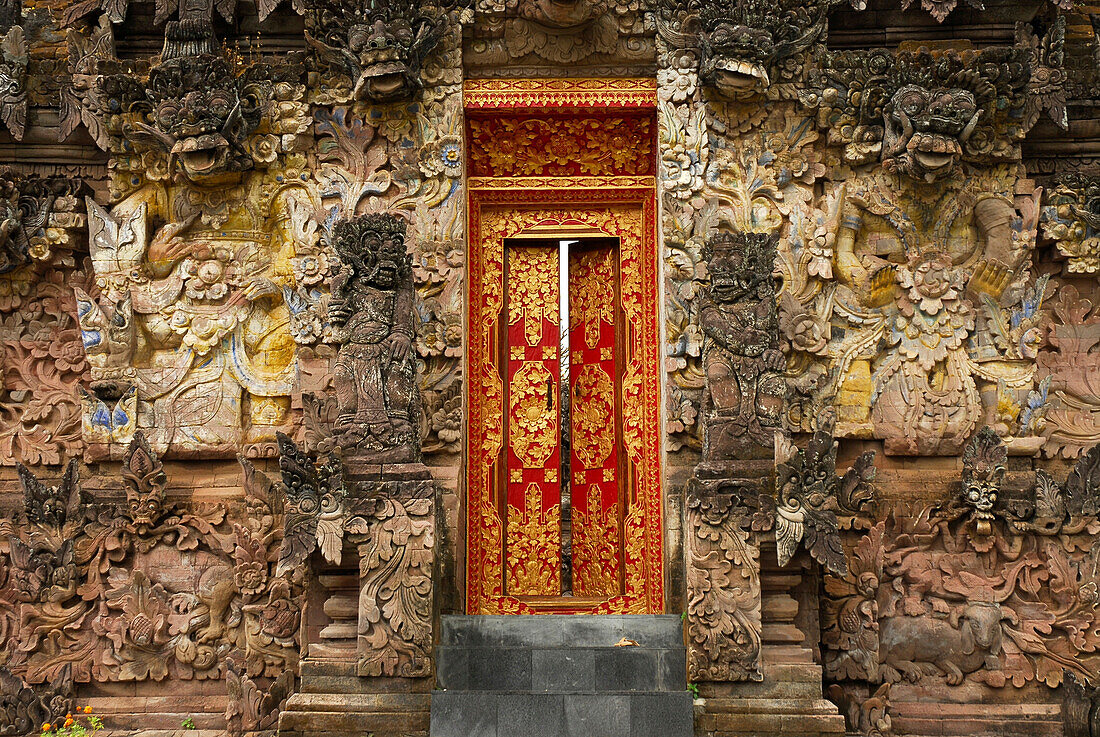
[
  {"x1": 830, "y1": 78, "x2": 1034, "y2": 455},
  {"x1": 75, "y1": 16, "x2": 315, "y2": 455},
  {"x1": 328, "y1": 213, "x2": 420, "y2": 461},
  {"x1": 698, "y1": 231, "x2": 785, "y2": 460}
]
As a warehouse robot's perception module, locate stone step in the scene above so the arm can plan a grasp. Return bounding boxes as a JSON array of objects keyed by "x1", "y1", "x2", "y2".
[
  {"x1": 891, "y1": 700, "x2": 1063, "y2": 737},
  {"x1": 283, "y1": 692, "x2": 430, "y2": 712},
  {"x1": 278, "y1": 693, "x2": 430, "y2": 737},
  {"x1": 439, "y1": 614, "x2": 684, "y2": 649},
  {"x1": 436, "y1": 644, "x2": 687, "y2": 693},
  {"x1": 429, "y1": 690, "x2": 693, "y2": 737},
  {"x1": 279, "y1": 710, "x2": 429, "y2": 735}
]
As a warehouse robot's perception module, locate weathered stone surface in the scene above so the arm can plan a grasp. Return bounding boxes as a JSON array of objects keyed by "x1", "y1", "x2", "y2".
[{"x1": 0, "y1": 1, "x2": 1096, "y2": 736}]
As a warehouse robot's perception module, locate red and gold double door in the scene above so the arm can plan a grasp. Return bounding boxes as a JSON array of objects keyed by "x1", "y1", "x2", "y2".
[
  {"x1": 502, "y1": 236, "x2": 623, "y2": 599},
  {"x1": 466, "y1": 195, "x2": 664, "y2": 614},
  {"x1": 463, "y1": 78, "x2": 662, "y2": 614}
]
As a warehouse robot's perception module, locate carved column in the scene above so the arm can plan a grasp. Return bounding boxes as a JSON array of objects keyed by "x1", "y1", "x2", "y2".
[
  {"x1": 685, "y1": 472, "x2": 768, "y2": 682},
  {"x1": 345, "y1": 464, "x2": 436, "y2": 679}
]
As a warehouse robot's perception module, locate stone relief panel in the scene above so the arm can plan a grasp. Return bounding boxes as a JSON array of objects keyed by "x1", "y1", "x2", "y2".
[
  {"x1": 70, "y1": 11, "x2": 316, "y2": 460},
  {"x1": 823, "y1": 433, "x2": 1100, "y2": 697},
  {"x1": 0, "y1": 436, "x2": 303, "y2": 690},
  {"x1": 793, "y1": 43, "x2": 1053, "y2": 456},
  {"x1": 0, "y1": 171, "x2": 88, "y2": 466}
]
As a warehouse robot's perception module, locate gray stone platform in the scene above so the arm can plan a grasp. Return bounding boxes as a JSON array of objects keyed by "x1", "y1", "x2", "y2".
[{"x1": 430, "y1": 615, "x2": 693, "y2": 737}]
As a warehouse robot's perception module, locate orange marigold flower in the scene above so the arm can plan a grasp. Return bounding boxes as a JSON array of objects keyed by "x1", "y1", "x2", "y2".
[
  {"x1": 64, "y1": 716, "x2": 71, "y2": 720},
  {"x1": 84, "y1": 707, "x2": 93, "y2": 714},
  {"x1": 41, "y1": 723, "x2": 50, "y2": 732}
]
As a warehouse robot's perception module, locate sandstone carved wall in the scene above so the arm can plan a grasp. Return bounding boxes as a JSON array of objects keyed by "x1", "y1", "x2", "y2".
[{"x1": 0, "y1": 0, "x2": 1097, "y2": 736}]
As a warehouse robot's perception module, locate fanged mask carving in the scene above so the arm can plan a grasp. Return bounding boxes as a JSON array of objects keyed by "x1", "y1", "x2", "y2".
[
  {"x1": 661, "y1": 0, "x2": 831, "y2": 99},
  {"x1": 121, "y1": 431, "x2": 169, "y2": 534},
  {"x1": 802, "y1": 45, "x2": 1033, "y2": 172},
  {"x1": 959, "y1": 426, "x2": 1006, "y2": 534},
  {"x1": 882, "y1": 84, "x2": 978, "y2": 183},
  {"x1": 126, "y1": 19, "x2": 259, "y2": 182},
  {"x1": 303, "y1": 0, "x2": 460, "y2": 103},
  {"x1": 703, "y1": 231, "x2": 778, "y2": 307}
]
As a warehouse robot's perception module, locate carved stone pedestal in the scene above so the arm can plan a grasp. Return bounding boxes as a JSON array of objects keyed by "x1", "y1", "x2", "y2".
[
  {"x1": 685, "y1": 461, "x2": 844, "y2": 737},
  {"x1": 279, "y1": 463, "x2": 437, "y2": 737}
]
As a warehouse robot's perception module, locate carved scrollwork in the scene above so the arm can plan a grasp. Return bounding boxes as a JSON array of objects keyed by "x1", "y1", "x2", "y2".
[
  {"x1": 774, "y1": 408, "x2": 876, "y2": 576},
  {"x1": 274, "y1": 432, "x2": 347, "y2": 575}
]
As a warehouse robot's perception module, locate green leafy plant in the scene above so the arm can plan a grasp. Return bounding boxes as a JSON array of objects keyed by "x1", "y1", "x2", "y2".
[
  {"x1": 687, "y1": 682, "x2": 700, "y2": 699},
  {"x1": 41, "y1": 707, "x2": 103, "y2": 737},
  {"x1": 181, "y1": 718, "x2": 196, "y2": 730}
]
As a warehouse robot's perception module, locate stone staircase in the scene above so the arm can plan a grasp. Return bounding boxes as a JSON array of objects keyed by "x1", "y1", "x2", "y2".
[{"x1": 430, "y1": 614, "x2": 693, "y2": 737}]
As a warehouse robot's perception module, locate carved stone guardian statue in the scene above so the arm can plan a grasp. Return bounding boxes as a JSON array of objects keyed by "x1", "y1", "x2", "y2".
[
  {"x1": 328, "y1": 212, "x2": 421, "y2": 464},
  {"x1": 698, "y1": 230, "x2": 786, "y2": 462}
]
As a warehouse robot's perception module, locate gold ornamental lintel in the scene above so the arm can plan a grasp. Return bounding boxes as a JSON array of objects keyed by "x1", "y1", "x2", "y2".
[
  {"x1": 468, "y1": 176, "x2": 656, "y2": 191},
  {"x1": 463, "y1": 78, "x2": 657, "y2": 110}
]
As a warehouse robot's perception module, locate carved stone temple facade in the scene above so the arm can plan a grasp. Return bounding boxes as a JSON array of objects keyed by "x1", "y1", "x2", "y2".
[{"x1": 2, "y1": 0, "x2": 1100, "y2": 735}]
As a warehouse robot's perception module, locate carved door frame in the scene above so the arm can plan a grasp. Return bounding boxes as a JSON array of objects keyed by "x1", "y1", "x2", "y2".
[
  {"x1": 465, "y1": 186, "x2": 664, "y2": 614},
  {"x1": 463, "y1": 79, "x2": 663, "y2": 614}
]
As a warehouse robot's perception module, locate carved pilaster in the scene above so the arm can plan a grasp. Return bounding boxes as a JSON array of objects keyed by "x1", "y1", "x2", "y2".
[
  {"x1": 684, "y1": 467, "x2": 772, "y2": 682},
  {"x1": 350, "y1": 476, "x2": 435, "y2": 678}
]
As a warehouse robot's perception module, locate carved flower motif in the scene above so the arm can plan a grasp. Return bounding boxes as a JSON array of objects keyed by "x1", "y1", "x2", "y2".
[
  {"x1": 25, "y1": 330, "x2": 87, "y2": 374},
  {"x1": 412, "y1": 240, "x2": 462, "y2": 285},
  {"x1": 93, "y1": 570, "x2": 173, "y2": 682},
  {"x1": 234, "y1": 561, "x2": 267, "y2": 597},
  {"x1": 292, "y1": 252, "x2": 329, "y2": 286},
  {"x1": 782, "y1": 310, "x2": 828, "y2": 356},
  {"x1": 167, "y1": 308, "x2": 246, "y2": 356},
  {"x1": 662, "y1": 143, "x2": 704, "y2": 200},
  {"x1": 666, "y1": 385, "x2": 698, "y2": 436},
  {"x1": 807, "y1": 228, "x2": 834, "y2": 279},
  {"x1": 0, "y1": 271, "x2": 33, "y2": 311},
  {"x1": 418, "y1": 137, "x2": 463, "y2": 179},
  {"x1": 899, "y1": 253, "x2": 958, "y2": 316},
  {"x1": 430, "y1": 385, "x2": 462, "y2": 447},
  {"x1": 891, "y1": 254, "x2": 974, "y2": 371},
  {"x1": 289, "y1": 307, "x2": 324, "y2": 345},
  {"x1": 249, "y1": 135, "x2": 280, "y2": 165},
  {"x1": 479, "y1": 124, "x2": 538, "y2": 174},
  {"x1": 544, "y1": 131, "x2": 582, "y2": 167},
  {"x1": 182, "y1": 247, "x2": 240, "y2": 301},
  {"x1": 1078, "y1": 581, "x2": 1099, "y2": 608},
  {"x1": 657, "y1": 67, "x2": 697, "y2": 103},
  {"x1": 140, "y1": 152, "x2": 171, "y2": 182}
]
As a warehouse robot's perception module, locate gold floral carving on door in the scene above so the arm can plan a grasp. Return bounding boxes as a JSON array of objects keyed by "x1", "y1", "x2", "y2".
[
  {"x1": 466, "y1": 190, "x2": 663, "y2": 615},
  {"x1": 504, "y1": 245, "x2": 563, "y2": 595}
]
